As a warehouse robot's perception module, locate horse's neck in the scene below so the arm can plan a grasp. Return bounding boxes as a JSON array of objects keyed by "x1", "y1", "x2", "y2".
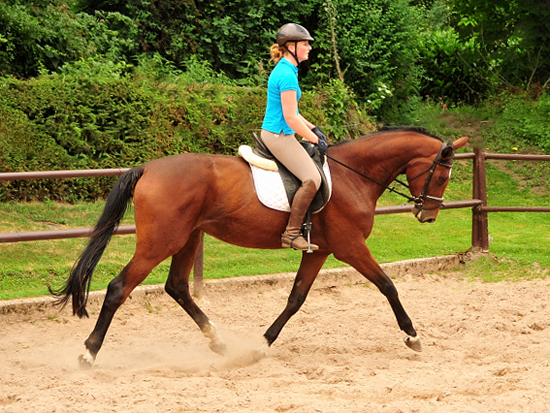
[
  {"x1": 335, "y1": 134, "x2": 433, "y2": 176},
  {"x1": 330, "y1": 134, "x2": 441, "y2": 202}
]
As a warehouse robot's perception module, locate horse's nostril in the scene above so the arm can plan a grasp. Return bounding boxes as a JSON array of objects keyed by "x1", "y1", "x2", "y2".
[{"x1": 425, "y1": 218, "x2": 436, "y2": 224}]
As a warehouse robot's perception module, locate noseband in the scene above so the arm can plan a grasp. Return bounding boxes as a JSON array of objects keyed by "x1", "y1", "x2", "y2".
[
  {"x1": 407, "y1": 141, "x2": 455, "y2": 214},
  {"x1": 325, "y1": 140, "x2": 455, "y2": 212}
]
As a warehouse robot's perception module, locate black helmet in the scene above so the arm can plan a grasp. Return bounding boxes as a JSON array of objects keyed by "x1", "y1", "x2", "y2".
[{"x1": 276, "y1": 23, "x2": 314, "y2": 46}]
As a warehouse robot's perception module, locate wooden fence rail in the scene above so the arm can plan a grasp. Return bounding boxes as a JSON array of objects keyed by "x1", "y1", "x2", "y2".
[{"x1": 456, "y1": 149, "x2": 550, "y2": 250}]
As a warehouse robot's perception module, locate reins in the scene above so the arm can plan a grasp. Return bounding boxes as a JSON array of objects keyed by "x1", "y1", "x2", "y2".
[
  {"x1": 325, "y1": 153, "x2": 417, "y2": 203},
  {"x1": 325, "y1": 140, "x2": 455, "y2": 208}
]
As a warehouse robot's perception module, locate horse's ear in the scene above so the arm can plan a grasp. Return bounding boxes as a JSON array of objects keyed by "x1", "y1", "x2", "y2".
[
  {"x1": 439, "y1": 140, "x2": 455, "y2": 159},
  {"x1": 453, "y1": 136, "x2": 469, "y2": 150}
]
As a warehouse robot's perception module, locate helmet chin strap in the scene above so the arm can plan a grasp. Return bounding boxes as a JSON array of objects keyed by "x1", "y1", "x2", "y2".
[{"x1": 284, "y1": 41, "x2": 300, "y2": 66}]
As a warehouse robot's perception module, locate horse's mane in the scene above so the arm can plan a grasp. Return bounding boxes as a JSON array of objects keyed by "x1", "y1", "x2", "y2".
[{"x1": 333, "y1": 126, "x2": 443, "y2": 147}]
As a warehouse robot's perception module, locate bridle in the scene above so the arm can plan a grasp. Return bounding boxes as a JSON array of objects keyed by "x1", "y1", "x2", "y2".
[
  {"x1": 325, "y1": 140, "x2": 455, "y2": 214},
  {"x1": 406, "y1": 141, "x2": 454, "y2": 214}
]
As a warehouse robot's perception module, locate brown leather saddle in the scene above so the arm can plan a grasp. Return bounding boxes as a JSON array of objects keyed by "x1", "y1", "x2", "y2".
[{"x1": 251, "y1": 132, "x2": 331, "y2": 213}]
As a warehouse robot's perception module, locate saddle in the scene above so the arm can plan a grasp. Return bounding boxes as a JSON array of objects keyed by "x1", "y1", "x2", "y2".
[{"x1": 239, "y1": 132, "x2": 331, "y2": 213}]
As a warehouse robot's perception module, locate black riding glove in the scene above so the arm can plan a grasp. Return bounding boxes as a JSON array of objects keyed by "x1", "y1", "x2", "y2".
[{"x1": 312, "y1": 127, "x2": 328, "y2": 155}]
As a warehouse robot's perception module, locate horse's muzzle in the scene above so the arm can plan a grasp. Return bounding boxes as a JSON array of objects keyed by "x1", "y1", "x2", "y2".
[{"x1": 412, "y1": 205, "x2": 437, "y2": 223}]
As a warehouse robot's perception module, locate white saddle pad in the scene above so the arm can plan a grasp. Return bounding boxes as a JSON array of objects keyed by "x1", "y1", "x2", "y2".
[{"x1": 250, "y1": 163, "x2": 332, "y2": 213}]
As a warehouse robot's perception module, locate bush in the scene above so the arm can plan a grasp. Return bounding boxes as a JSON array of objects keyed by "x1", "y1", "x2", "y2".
[
  {"x1": 311, "y1": 0, "x2": 424, "y2": 123},
  {"x1": 417, "y1": 28, "x2": 493, "y2": 104},
  {"x1": 64, "y1": 0, "x2": 424, "y2": 123},
  {"x1": 0, "y1": 63, "x2": 373, "y2": 202},
  {"x1": 0, "y1": 0, "x2": 138, "y2": 78}
]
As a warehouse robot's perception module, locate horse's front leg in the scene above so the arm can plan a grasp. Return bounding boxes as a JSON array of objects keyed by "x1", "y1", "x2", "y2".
[
  {"x1": 264, "y1": 252, "x2": 329, "y2": 347},
  {"x1": 334, "y1": 245, "x2": 422, "y2": 352}
]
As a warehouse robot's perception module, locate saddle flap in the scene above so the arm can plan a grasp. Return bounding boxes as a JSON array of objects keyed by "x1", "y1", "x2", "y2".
[
  {"x1": 250, "y1": 163, "x2": 332, "y2": 214},
  {"x1": 240, "y1": 133, "x2": 331, "y2": 213},
  {"x1": 252, "y1": 132, "x2": 276, "y2": 161},
  {"x1": 278, "y1": 141, "x2": 330, "y2": 213}
]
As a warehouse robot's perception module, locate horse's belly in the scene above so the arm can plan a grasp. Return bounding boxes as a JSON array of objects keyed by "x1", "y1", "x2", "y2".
[{"x1": 200, "y1": 215, "x2": 286, "y2": 250}]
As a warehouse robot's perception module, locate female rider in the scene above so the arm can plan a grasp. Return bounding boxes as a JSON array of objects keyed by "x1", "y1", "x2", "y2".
[{"x1": 261, "y1": 23, "x2": 328, "y2": 251}]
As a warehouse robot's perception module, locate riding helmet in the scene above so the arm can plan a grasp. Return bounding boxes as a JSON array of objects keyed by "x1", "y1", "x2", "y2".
[{"x1": 276, "y1": 23, "x2": 314, "y2": 46}]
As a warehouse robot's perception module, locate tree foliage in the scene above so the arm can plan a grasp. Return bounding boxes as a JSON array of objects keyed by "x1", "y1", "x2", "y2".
[
  {"x1": 0, "y1": 0, "x2": 138, "y2": 78},
  {"x1": 1, "y1": 0, "x2": 424, "y2": 122},
  {"x1": 2, "y1": 0, "x2": 550, "y2": 124},
  {"x1": 417, "y1": 28, "x2": 491, "y2": 104},
  {"x1": 74, "y1": 0, "x2": 319, "y2": 79},
  {"x1": 450, "y1": 0, "x2": 550, "y2": 91},
  {"x1": 312, "y1": 0, "x2": 422, "y2": 121}
]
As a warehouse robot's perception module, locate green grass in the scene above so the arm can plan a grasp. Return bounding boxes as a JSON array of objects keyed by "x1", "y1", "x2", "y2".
[
  {"x1": 1, "y1": 154, "x2": 549, "y2": 300},
  {"x1": 461, "y1": 254, "x2": 549, "y2": 283}
]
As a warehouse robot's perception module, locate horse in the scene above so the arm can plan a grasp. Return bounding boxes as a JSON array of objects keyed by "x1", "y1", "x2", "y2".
[{"x1": 52, "y1": 127, "x2": 469, "y2": 367}]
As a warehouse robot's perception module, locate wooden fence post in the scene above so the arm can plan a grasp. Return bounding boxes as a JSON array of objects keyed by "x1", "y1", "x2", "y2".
[{"x1": 472, "y1": 147, "x2": 489, "y2": 251}]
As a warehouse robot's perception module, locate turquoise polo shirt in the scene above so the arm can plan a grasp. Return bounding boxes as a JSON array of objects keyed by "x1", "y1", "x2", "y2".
[{"x1": 261, "y1": 57, "x2": 301, "y2": 135}]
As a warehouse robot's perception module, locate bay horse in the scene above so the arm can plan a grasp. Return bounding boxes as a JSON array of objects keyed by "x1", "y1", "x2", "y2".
[{"x1": 52, "y1": 127, "x2": 469, "y2": 367}]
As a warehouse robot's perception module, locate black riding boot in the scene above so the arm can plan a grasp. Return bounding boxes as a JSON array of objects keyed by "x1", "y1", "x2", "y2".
[{"x1": 281, "y1": 179, "x2": 319, "y2": 251}]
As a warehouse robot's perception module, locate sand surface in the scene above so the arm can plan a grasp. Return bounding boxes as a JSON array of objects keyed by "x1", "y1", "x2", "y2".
[{"x1": 1, "y1": 269, "x2": 550, "y2": 413}]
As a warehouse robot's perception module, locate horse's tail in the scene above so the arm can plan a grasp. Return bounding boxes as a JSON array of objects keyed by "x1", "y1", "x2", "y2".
[{"x1": 50, "y1": 167, "x2": 144, "y2": 318}]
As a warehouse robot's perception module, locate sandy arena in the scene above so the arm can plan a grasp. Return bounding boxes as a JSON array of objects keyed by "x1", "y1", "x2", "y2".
[{"x1": 1, "y1": 262, "x2": 549, "y2": 413}]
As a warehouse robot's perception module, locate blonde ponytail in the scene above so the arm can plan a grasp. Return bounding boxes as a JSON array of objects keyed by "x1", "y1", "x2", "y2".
[{"x1": 269, "y1": 43, "x2": 285, "y2": 64}]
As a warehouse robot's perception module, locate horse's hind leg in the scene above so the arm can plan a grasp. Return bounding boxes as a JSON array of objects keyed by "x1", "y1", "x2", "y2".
[
  {"x1": 80, "y1": 253, "x2": 164, "y2": 367},
  {"x1": 165, "y1": 230, "x2": 226, "y2": 355}
]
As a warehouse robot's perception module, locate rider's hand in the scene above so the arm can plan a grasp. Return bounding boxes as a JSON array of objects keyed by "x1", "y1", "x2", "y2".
[{"x1": 312, "y1": 127, "x2": 328, "y2": 155}]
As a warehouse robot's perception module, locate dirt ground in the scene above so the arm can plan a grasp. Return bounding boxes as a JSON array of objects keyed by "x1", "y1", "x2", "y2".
[{"x1": 1, "y1": 267, "x2": 550, "y2": 413}]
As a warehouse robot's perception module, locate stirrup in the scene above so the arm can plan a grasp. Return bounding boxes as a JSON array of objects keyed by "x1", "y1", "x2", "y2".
[{"x1": 281, "y1": 233, "x2": 319, "y2": 252}]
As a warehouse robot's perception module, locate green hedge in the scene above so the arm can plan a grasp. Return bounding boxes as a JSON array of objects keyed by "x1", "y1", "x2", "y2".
[
  {"x1": 1, "y1": 0, "x2": 424, "y2": 123},
  {"x1": 0, "y1": 70, "x2": 372, "y2": 202}
]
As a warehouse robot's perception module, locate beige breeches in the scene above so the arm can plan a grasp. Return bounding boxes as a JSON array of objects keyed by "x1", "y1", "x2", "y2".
[{"x1": 260, "y1": 130, "x2": 321, "y2": 190}]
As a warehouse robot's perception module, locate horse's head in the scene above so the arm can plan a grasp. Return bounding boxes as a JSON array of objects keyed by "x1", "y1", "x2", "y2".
[{"x1": 406, "y1": 136, "x2": 469, "y2": 223}]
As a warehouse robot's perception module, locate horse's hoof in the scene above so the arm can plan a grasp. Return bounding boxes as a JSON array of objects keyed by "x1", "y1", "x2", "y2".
[
  {"x1": 404, "y1": 335, "x2": 422, "y2": 352},
  {"x1": 78, "y1": 350, "x2": 95, "y2": 369},
  {"x1": 209, "y1": 342, "x2": 228, "y2": 356},
  {"x1": 252, "y1": 347, "x2": 268, "y2": 362},
  {"x1": 252, "y1": 337, "x2": 270, "y2": 361}
]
